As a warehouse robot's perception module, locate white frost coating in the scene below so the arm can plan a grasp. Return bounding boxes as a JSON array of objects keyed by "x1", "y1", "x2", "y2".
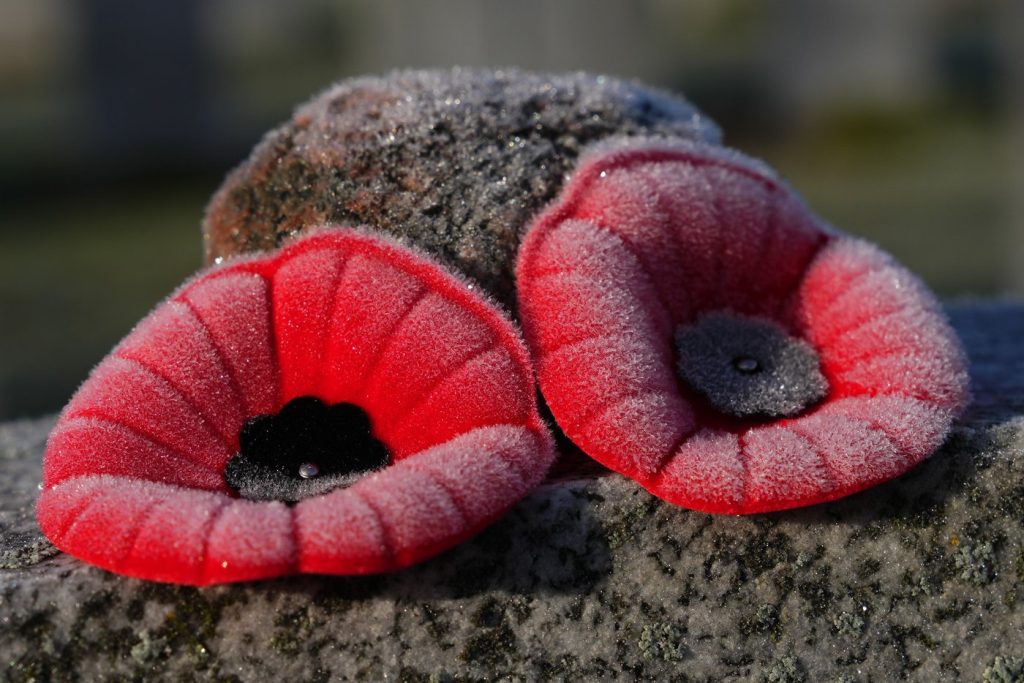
[
  {"x1": 787, "y1": 413, "x2": 901, "y2": 487},
  {"x1": 45, "y1": 417, "x2": 224, "y2": 491},
  {"x1": 820, "y1": 395, "x2": 950, "y2": 461},
  {"x1": 272, "y1": 247, "x2": 348, "y2": 400},
  {"x1": 404, "y1": 424, "x2": 546, "y2": 520},
  {"x1": 305, "y1": 68, "x2": 721, "y2": 148},
  {"x1": 352, "y1": 465, "x2": 468, "y2": 556},
  {"x1": 364, "y1": 292, "x2": 495, "y2": 431},
  {"x1": 742, "y1": 426, "x2": 832, "y2": 506},
  {"x1": 63, "y1": 356, "x2": 230, "y2": 469},
  {"x1": 295, "y1": 488, "x2": 389, "y2": 571},
  {"x1": 581, "y1": 391, "x2": 694, "y2": 478},
  {"x1": 114, "y1": 301, "x2": 244, "y2": 447},
  {"x1": 183, "y1": 272, "x2": 278, "y2": 418},
  {"x1": 317, "y1": 254, "x2": 426, "y2": 406},
  {"x1": 658, "y1": 429, "x2": 745, "y2": 508},
  {"x1": 393, "y1": 349, "x2": 530, "y2": 455},
  {"x1": 204, "y1": 499, "x2": 295, "y2": 579}
]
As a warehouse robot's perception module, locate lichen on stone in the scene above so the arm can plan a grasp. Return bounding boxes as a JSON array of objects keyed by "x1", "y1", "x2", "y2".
[
  {"x1": 739, "y1": 604, "x2": 781, "y2": 638},
  {"x1": 831, "y1": 611, "x2": 866, "y2": 638},
  {"x1": 983, "y1": 656, "x2": 1024, "y2": 683},
  {"x1": 129, "y1": 630, "x2": 170, "y2": 665},
  {"x1": 954, "y1": 540, "x2": 997, "y2": 586},
  {"x1": 637, "y1": 621, "x2": 688, "y2": 663},
  {"x1": 765, "y1": 653, "x2": 807, "y2": 683},
  {"x1": 0, "y1": 532, "x2": 58, "y2": 570}
]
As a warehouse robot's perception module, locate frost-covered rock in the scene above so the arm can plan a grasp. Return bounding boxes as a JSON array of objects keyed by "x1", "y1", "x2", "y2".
[
  {"x1": 203, "y1": 68, "x2": 719, "y2": 308},
  {"x1": 1, "y1": 304, "x2": 1022, "y2": 681}
]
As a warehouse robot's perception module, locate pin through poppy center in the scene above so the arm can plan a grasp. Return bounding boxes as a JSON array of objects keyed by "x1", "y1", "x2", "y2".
[
  {"x1": 225, "y1": 396, "x2": 391, "y2": 503},
  {"x1": 674, "y1": 312, "x2": 828, "y2": 419}
]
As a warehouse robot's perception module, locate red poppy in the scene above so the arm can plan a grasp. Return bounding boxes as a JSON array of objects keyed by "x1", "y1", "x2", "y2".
[
  {"x1": 38, "y1": 228, "x2": 554, "y2": 584},
  {"x1": 516, "y1": 141, "x2": 969, "y2": 514}
]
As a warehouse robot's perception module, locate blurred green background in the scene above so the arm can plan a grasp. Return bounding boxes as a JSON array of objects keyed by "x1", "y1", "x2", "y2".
[{"x1": 1, "y1": 0, "x2": 1021, "y2": 420}]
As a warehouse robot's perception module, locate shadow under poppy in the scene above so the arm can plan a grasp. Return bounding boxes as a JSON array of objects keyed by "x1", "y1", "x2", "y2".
[{"x1": 262, "y1": 477, "x2": 614, "y2": 602}]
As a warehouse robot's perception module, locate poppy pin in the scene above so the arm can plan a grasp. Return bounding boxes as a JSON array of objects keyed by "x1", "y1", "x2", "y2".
[
  {"x1": 38, "y1": 228, "x2": 555, "y2": 584},
  {"x1": 515, "y1": 140, "x2": 969, "y2": 514}
]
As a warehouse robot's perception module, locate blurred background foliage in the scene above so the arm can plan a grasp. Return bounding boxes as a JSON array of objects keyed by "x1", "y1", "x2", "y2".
[{"x1": 1, "y1": 0, "x2": 1020, "y2": 419}]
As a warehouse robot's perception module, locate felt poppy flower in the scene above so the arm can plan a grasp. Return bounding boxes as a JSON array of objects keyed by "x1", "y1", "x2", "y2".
[
  {"x1": 516, "y1": 140, "x2": 969, "y2": 514},
  {"x1": 38, "y1": 228, "x2": 554, "y2": 584}
]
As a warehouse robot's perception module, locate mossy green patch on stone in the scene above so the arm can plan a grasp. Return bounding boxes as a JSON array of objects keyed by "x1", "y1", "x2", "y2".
[
  {"x1": 129, "y1": 629, "x2": 170, "y2": 665},
  {"x1": 983, "y1": 656, "x2": 1024, "y2": 683},
  {"x1": 796, "y1": 566, "x2": 834, "y2": 617},
  {"x1": 888, "y1": 623, "x2": 939, "y2": 672},
  {"x1": 739, "y1": 604, "x2": 781, "y2": 639},
  {"x1": 132, "y1": 585, "x2": 244, "y2": 675},
  {"x1": 418, "y1": 603, "x2": 453, "y2": 644},
  {"x1": 0, "y1": 532, "x2": 58, "y2": 570},
  {"x1": 738, "y1": 529, "x2": 795, "y2": 581},
  {"x1": 396, "y1": 667, "x2": 456, "y2": 683},
  {"x1": 856, "y1": 558, "x2": 882, "y2": 580},
  {"x1": 764, "y1": 653, "x2": 807, "y2": 683},
  {"x1": 505, "y1": 595, "x2": 533, "y2": 625},
  {"x1": 604, "y1": 497, "x2": 658, "y2": 551},
  {"x1": 532, "y1": 653, "x2": 587, "y2": 680},
  {"x1": 269, "y1": 606, "x2": 316, "y2": 656},
  {"x1": 831, "y1": 611, "x2": 866, "y2": 638},
  {"x1": 933, "y1": 599, "x2": 973, "y2": 622},
  {"x1": 470, "y1": 597, "x2": 505, "y2": 629},
  {"x1": 794, "y1": 545, "x2": 825, "y2": 570},
  {"x1": 954, "y1": 540, "x2": 996, "y2": 586},
  {"x1": 637, "y1": 621, "x2": 688, "y2": 663}
]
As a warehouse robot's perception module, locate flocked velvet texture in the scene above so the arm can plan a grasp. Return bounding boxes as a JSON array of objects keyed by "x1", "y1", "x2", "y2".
[
  {"x1": 516, "y1": 141, "x2": 969, "y2": 514},
  {"x1": 38, "y1": 229, "x2": 554, "y2": 585}
]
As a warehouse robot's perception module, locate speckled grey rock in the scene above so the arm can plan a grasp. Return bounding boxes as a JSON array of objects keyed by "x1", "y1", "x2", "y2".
[
  {"x1": 202, "y1": 68, "x2": 719, "y2": 308},
  {"x1": 2, "y1": 303, "x2": 1023, "y2": 682}
]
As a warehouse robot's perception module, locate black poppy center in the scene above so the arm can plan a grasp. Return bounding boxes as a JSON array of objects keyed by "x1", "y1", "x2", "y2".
[
  {"x1": 224, "y1": 396, "x2": 391, "y2": 503},
  {"x1": 674, "y1": 312, "x2": 828, "y2": 419}
]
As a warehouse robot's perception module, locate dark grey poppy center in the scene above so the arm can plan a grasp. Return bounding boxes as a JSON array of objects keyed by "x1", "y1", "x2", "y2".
[
  {"x1": 225, "y1": 396, "x2": 390, "y2": 503},
  {"x1": 674, "y1": 312, "x2": 828, "y2": 419}
]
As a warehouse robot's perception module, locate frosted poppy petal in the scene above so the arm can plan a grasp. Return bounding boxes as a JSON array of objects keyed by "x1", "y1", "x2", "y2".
[
  {"x1": 517, "y1": 140, "x2": 968, "y2": 513},
  {"x1": 62, "y1": 356, "x2": 230, "y2": 472},
  {"x1": 115, "y1": 301, "x2": 246, "y2": 449},
  {"x1": 181, "y1": 272, "x2": 278, "y2": 417},
  {"x1": 39, "y1": 228, "x2": 554, "y2": 584},
  {"x1": 655, "y1": 430, "x2": 745, "y2": 513},
  {"x1": 273, "y1": 247, "x2": 349, "y2": 401}
]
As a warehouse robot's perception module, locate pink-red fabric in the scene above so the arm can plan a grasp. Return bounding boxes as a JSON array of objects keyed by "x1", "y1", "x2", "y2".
[
  {"x1": 39, "y1": 228, "x2": 554, "y2": 584},
  {"x1": 516, "y1": 141, "x2": 969, "y2": 514}
]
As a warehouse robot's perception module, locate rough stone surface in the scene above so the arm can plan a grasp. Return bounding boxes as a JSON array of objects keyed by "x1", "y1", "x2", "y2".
[
  {"x1": 202, "y1": 68, "x2": 719, "y2": 308},
  {"x1": 1, "y1": 303, "x2": 1022, "y2": 681}
]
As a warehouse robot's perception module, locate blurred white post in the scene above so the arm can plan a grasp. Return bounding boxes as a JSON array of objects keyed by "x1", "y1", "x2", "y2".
[{"x1": 342, "y1": 0, "x2": 660, "y2": 83}]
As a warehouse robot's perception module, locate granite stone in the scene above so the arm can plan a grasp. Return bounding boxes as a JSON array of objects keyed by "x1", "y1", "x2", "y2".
[
  {"x1": 202, "y1": 68, "x2": 720, "y2": 309},
  {"x1": 1, "y1": 303, "x2": 1022, "y2": 681}
]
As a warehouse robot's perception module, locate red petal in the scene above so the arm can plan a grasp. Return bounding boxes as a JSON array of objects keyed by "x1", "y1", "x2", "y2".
[
  {"x1": 62, "y1": 356, "x2": 230, "y2": 472},
  {"x1": 115, "y1": 301, "x2": 246, "y2": 449},
  {"x1": 517, "y1": 141, "x2": 968, "y2": 514},
  {"x1": 40, "y1": 228, "x2": 553, "y2": 584},
  {"x1": 653, "y1": 430, "x2": 745, "y2": 513},
  {"x1": 797, "y1": 238, "x2": 969, "y2": 411},
  {"x1": 273, "y1": 246, "x2": 349, "y2": 401},
  {"x1": 181, "y1": 272, "x2": 278, "y2": 417},
  {"x1": 740, "y1": 426, "x2": 832, "y2": 511}
]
